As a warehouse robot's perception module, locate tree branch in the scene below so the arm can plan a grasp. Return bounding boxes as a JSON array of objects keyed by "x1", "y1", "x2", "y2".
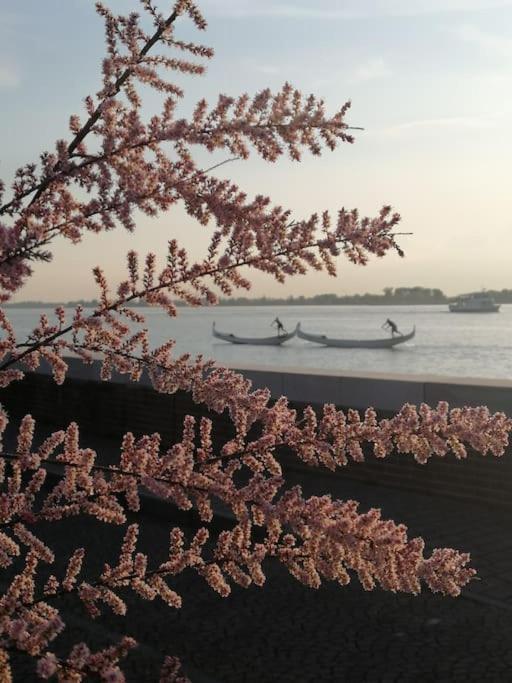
[{"x1": 0, "y1": 7, "x2": 181, "y2": 218}]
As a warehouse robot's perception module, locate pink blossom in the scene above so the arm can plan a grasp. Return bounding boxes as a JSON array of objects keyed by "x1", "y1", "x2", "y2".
[
  {"x1": 36, "y1": 652, "x2": 58, "y2": 679},
  {"x1": 0, "y1": 1, "x2": 509, "y2": 680}
]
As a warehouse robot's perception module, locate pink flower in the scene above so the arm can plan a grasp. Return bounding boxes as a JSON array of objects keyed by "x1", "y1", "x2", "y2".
[{"x1": 36, "y1": 653, "x2": 58, "y2": 679}]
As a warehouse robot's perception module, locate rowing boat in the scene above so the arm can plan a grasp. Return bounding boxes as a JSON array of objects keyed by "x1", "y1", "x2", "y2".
[
  {"x1": 212, "y1": 322, "x2": 296, "y2": 345},
  {"x1": 295, "y1": 323, "x2": 415, "y2": 348}
]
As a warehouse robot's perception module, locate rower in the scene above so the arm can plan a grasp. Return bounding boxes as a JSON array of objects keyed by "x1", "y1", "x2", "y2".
[
  {"x1": 271, "y1": 317, "x2": 287, "y2": 336},
  {"x1": 382, "y1": 318, "x2": 401, "y2": 337}
]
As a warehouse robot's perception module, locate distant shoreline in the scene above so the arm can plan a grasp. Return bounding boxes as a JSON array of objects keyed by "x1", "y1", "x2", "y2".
[
  {"x1": 6, "y1": 287, "x2": 512, "y2": 308},
  {"x1": 5, "y1": 301, "x2": 454, "y2": 308}
]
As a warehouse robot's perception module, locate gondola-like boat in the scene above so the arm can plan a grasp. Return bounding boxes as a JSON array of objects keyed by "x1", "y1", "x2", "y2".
[
  {"x1": 296, "y1": 323, "x2": 415, "y2": 349},
  {"x1": 212, "y1": 322, "x2": 296, "y2": 345}
]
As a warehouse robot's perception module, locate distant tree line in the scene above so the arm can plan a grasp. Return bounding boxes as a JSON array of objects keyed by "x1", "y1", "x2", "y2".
[
  {"x1": 7, "y1": 287, "x2": 512, "y2": 308},
  {"x1": 220, "y1": 287, "x2": 448, "y2": 306},
  {"x1": 479, "y1": 289, "x2": 512, "y2": 303}
]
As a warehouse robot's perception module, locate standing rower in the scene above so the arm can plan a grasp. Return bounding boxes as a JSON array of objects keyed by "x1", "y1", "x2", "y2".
[
  {"x1": 382, "y1": 318, "x2": 401, "y2": 337},
  {"x1": 271, "y1": 317, "x2": 287, "y2": 336}
]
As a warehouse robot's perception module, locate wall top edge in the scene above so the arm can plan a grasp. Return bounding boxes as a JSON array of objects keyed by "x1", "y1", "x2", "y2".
[{"x1": 50, "y1": 355, "x2": 512, "y2": 390}]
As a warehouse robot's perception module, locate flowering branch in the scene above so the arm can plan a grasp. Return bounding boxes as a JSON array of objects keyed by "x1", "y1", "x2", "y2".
[
  {"x1": 0, "y1": 156, "x2": 241, "y2": 270},
  {"x1": 0, "y1": 2, "x2": 185, "y2": 218},
  {"x1": 0, "y1": 0, "x2": 510, "y2": 679}
]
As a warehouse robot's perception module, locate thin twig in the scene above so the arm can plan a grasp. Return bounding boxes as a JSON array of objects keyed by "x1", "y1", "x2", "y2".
[
  {"x1": 1, "y1": 232, "x2": 402, "y2": 371},
  {"x1": 0, "y1": 8, "x2": 180, "y2": 217},
  {"x1": 0, "y1": 156, "x2": 240, "y2": 267}
]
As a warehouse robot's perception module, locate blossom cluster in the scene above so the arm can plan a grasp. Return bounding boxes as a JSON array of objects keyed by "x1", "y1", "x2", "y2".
[
  {"x1": 0, "y1": 0, "x2": 402, "y2": 300},
  {"x1": 0, "y1": 394, "x2": 510, "y2": 677},
  {"x1": 0, "y1": 0, "x2": 510, "y2": 680}
]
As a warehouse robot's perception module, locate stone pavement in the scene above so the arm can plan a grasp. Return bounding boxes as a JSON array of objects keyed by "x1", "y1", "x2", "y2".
[{"x1": 6, "y1": 426, "x2": 512, "y2": 681}]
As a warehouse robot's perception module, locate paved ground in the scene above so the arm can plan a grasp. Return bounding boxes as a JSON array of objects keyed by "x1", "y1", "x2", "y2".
[{"x1": 5, "y1": 426, "x2": 512, "y2": 681}]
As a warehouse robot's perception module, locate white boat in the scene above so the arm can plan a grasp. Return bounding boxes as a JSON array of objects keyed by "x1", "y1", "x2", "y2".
[
  {"x1": 296, "y1": 323, "x2": 415, "y2": 349},
  {"x1": 449, "y1": 293, "x2": 500, "y2": 313},
  {"x1": 212, "y1": 322, "x2": 296, "y2": 345}
]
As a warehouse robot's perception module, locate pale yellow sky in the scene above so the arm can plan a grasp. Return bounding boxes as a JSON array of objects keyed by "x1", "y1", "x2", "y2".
[{"x1": 2, "y1": 1, "x2": 512, "y2": 301}]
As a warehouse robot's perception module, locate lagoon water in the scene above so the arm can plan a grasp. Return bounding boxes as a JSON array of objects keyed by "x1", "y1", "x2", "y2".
[{"x1": 7, "y1": 304, "x2": 512, "y2": 381}]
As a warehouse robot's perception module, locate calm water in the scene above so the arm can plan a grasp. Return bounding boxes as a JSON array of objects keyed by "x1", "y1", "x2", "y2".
[{"x1": 7, "y1": 304, "x2": 512, "y2": 381}]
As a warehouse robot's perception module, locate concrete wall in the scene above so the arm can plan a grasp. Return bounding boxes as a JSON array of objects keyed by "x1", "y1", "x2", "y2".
[
  {"x1": 2, "y1": 357, "x2": 512, "y2": 507},
  {"x1": 229, "y1": 363, "x2": 512, "y2": 415},
  {"x1": 30, "y1": 355, "x2": 512, "y2": 414}
]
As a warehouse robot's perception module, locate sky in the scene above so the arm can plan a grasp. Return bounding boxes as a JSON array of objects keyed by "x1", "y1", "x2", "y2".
[{"x1": 1, "y1": 0, "x2": 512, "y2": 301}]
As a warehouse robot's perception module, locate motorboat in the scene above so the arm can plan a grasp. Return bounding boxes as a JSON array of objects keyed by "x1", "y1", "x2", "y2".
[
  {"x1": 295, "y1": 323, "x2": 415, "y2": 349},
  {"x1": 448, "y1": 293, "x2": 500, "y2": 313},
  {"x1": 212, "y1": 322, "x2": 296, "y2": 345}
]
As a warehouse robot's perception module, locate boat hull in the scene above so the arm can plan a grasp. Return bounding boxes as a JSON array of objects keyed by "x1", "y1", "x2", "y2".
[
  {"x1": 212, "y1": 323, "x2": 296, "y2": 345},
  {"x1": 448, "y1": 304, "x2": 500, "y2": 313},
  {"x1": 296, "y1": 323, "x2": 415, "y2": 348}
]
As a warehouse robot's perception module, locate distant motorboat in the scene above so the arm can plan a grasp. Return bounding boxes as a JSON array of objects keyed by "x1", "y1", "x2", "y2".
[
  {"x1": 296, "y1": 323, "x2": 415, "y2": 349},
  {"x1": 212, "y1": 322, "x2": 296, "y2": 345},
  {"x1": 449, "y1": 293, "x2": 500, "y2": 313}
]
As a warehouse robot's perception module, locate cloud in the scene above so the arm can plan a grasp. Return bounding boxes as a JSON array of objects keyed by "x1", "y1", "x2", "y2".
[
  {"x1": 203, "y1": 0, "x2": 512, "y2": 19},
  {"x1": 380, "y1": 0, "x2": 512, "y2": 15},
  {"x1": 0, "y1": 64, "x2": 19, "y2": 88},
  {"x1": 251, "y1": 64, "x2": 281, "y2": 75},
  {"x1": 0, "y1": 8, "x2": 22, "y2": 26},
  {"x1": 350, "y1": 58, "x2": 392, "y2": 83},
  {"x1": 221, "y1": 4, "x2": 354, "y2": 19},
  {"x1": 452, "y1": 24, "x2": 512, "y2": 57},
  {"x1": 375, "y1": 115, "x2": 500, "y2": 136},
  {"x1": 201, "y1": 2, "x2": 359, "y2": 19}
]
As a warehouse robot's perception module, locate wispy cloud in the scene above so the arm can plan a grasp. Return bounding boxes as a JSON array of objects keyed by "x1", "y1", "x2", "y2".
[
  {"x1": 201, "y1": 2, "x2": 358, "y2": 19},
  {"x1": 250, "y1": 63, "x2": 281, "y2": 75},
  {"x1": 451, "y1": 24, "x2": 512, "y2": 57},
  {"x1": 0, "y1": 63, "x2": 19, "y2": 88},
  {"x1": 375, "y1": 114, "x2": 501, "y2": 136},
  {"x1": 0, "y1": 8, "x2": 23, "y2": 26},
  {"x1": 381, "y1": 0, "x2": 512, "y2": 15},
  {"x1": 203, "y1": 0, "x2": 512, "y2": 19},
  {"x1": 350, "y1": 58, "x2": 392, "y2": 83}
]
